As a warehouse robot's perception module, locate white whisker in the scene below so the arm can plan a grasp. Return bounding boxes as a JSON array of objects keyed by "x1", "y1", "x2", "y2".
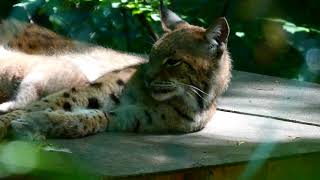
[
  {"x1": 189, "y1": 88, "x2": 210, "y2": 102},
  {"x1": 175, "y1": 82, "x2": 209, "y2": 96},
  {"x1": 151, "y1": 81, "x2": 210, "y2": 103}
]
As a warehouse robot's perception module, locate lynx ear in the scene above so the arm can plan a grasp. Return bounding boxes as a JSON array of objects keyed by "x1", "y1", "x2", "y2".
[
  {"x1": 159, "y1": 0, "x2": 189, "y2": 32},
  {"x1": 205, "y1": 17, "x2": 230, "y2": 44}
]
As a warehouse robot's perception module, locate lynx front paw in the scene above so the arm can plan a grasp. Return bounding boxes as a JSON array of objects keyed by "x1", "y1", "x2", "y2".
[
  {"x1": 10, "y1": 111, "x2": 51, "y2": 141},
  {"x1": 0, "y1": 101, "x2": 14, "y2": 114}
]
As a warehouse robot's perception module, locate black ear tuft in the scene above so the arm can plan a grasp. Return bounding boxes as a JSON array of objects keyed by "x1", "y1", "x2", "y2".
[
  {"x1": 159, "y1": 0, "x2": 189, "y2": 32},
  {"x1": 205, "y1": 17, "x2": 230, "y2": 44}
]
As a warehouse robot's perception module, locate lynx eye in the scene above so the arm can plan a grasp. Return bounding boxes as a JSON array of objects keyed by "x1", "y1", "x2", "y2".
[{"x1": 163, "y1": 58, "x2": 182, "y2": 67}]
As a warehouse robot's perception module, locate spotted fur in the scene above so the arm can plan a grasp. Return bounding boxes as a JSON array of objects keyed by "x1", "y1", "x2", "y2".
[{"x1": 0, "y1": 4, "x2": 232, "y2": 140}]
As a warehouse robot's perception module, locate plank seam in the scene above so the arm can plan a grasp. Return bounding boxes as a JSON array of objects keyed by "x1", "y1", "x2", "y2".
[{"x1": 217, "y1": 108, "x2": 320, "y2": 127}]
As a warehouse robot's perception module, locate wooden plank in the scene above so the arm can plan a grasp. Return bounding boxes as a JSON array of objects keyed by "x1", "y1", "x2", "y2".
[
  {"x1": 266, "y1": 153, "x2": 320, "y2": 180},
  {"x1": 108, "y1": 153, "x2": 320, "y2": 180},
  {"x1": 205, "y1": 111, "x2": 320, "y2": 142},
  {"x1": 218, "y1": 71, "x2": 320, "y2": 125},
  {"x1": 49, "y1": 111, "x2": 320, "y2": 177}
]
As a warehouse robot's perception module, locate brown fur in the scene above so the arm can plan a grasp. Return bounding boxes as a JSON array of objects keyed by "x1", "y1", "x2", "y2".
[{"x1": 1, "y1": 19, "x2": 89, "y2": 55}]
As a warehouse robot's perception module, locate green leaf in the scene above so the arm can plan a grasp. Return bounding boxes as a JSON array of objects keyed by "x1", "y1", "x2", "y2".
[
  {"x1": 150, "y1": 13, "x2": 160, "y2": 21},
  {"x1": 111, "y1": 2, "x2": 120, "y2": 8}
]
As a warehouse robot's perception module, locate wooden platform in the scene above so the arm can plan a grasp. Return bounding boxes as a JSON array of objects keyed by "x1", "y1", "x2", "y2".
[{"x1": 3, "y1": 71, "x2": 320, "y2": 179}]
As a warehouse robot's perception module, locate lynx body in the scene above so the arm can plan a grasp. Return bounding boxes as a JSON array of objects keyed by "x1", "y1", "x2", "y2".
[{"x1": 0, "y1": 3, "x2": 231, "y2": 140}]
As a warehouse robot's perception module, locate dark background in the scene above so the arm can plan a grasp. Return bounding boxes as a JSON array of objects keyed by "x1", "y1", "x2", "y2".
[{"x1": 1, "y1": 0, "x2": 320, "y2": 83}]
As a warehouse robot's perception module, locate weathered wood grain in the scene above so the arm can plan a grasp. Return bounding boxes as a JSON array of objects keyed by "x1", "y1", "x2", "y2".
[
  {"x1": 218, "y1": 71, "x2": 320, "y2": 125},
  {"x1": 49, "y1": 111, "x2": 320, "y2": 177}
]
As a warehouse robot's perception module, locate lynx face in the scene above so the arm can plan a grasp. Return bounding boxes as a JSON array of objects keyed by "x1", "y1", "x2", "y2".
[{"x1": 144, "y1": 5, "x2": 230, "y2": 104}]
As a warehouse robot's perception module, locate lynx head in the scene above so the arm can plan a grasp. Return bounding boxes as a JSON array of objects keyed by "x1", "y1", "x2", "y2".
[{"x1": 144, "y1": 2, "x2": 231, "y2": 108}]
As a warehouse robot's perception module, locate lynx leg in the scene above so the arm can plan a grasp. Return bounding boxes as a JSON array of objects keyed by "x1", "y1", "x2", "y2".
[
  {"x1": 0, "y1": 81, "x2": 40, "y2": 113},
  {"x1": 11, "y1": 109, "x2": 108, "y2": 140},
  {"x1": 0, "y1": 91, "x2": 10, "y2": 104}
]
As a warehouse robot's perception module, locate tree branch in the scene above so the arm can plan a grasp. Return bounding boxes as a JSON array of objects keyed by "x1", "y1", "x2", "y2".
[{"x1": 137, "y1": 14, "x2": 158, "y2": 42}]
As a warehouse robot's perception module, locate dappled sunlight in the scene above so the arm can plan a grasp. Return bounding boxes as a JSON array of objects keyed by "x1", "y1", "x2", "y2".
[
  {"x1": 204, "y1": 111, "x2": 320, "y2": 143},
  {"x1": 219, "y1": 71, "x2": 320, "y2": 125},
  {"x1": 215, "y1": 70, "x2": 320, "y2": 178}
]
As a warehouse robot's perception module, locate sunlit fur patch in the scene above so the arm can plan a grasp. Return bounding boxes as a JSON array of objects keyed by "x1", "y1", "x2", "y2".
[
  {"x1": 151, "y1": 90, "x2": 176, "y2": 101},
  {"x1": 149, "y1": 80, "x2": 177, "y2": 101}
]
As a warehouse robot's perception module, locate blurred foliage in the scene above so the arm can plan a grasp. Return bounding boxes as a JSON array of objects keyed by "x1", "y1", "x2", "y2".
[
  {"x1": 0, "y1": 141, "x2": 96, "y2": 179},
  {"x1": 0, "y1": 0, "x2": 320, "y2": 82}
]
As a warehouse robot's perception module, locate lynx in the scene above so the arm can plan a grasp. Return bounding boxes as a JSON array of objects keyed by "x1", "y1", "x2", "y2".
[
  {"x1": 0, "y1": 19, "x2": 145, "y2": 113},
  {"x1": 0, "y1": 3, "x2": 232, "y2": 140}
]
